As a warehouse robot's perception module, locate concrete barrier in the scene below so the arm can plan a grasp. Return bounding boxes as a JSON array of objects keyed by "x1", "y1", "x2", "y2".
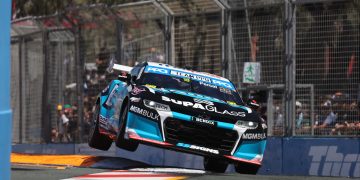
[
  {"x1": 12, "y1": 144, "x2": 75, "y2": 154},
  {"x1": 12, "y1": 137, "x2": 360, "y2": 177},
  {"x1": 281, "y1": 138, "x2": 360, "y2": 177}
]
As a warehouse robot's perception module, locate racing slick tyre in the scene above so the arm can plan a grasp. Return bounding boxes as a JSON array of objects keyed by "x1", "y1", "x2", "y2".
[
  {"x1": 115, "y1": 102, "x2": 139, "y2": 151},
  {"x1": 203, "y1": 157, "x2": 228, "y2": 173},
  {"x1": 234, "y1": 162, "x2": 260, "y2": 174},
  {"x1": 88, "y1": 103, "x2": 112, "y2": 151}
]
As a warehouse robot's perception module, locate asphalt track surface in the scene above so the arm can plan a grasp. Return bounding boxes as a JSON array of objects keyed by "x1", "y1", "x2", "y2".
[
  {"x1": 11, "y1": 153, "x2": 354, "y2": 180},
  {"x1": 12, "y1": 164, "x2": 353, "y2": 180}
]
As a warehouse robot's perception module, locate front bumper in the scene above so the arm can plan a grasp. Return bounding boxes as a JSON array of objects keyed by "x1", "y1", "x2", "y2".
[{"x1": 125, "y1": 111, "x2": 266, "y2": 165}]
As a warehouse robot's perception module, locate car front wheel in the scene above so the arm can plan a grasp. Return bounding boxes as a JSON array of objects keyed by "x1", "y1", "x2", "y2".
[
  {"x1": 234, "y1": 162, "x2": 260, "y2": 174},
  {"x1": 203, "y1": 157, "x2": 228, "y2": 173}
]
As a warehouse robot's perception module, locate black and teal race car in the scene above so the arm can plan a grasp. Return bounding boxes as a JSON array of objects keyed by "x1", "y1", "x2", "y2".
[{"x1": 88, "y1": 61, "x2": 267, "y2": 174}]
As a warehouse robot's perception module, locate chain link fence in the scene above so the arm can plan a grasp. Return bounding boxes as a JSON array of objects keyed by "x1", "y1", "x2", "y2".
[
  {"x1": 228, "y1": 0, "x2": 359, "y2": 136},
  {"x1": 11, "y1": 39, "x2": 21, "y2": 143},
  {"x1": 228, "y1": 0, "x2": 287, "y2": 136},
  {"x1": 229, "y1": 0, "x2": 284, "y2": 86},
  {"x1": 10, "y1": 0, "x2": 360, "y2": 144},
  {"x1": 11, "y1": 18, "x2": 45, "y2": 143},
  {"x1": 164, "y1": 0, "x2": 222, "y2": 75},
  {"x1": 296, "y1": 0, "x2": 360, "y2": 136}
]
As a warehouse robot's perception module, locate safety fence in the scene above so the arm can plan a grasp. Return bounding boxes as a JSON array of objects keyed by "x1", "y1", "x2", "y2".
[{"x1": 10, "y1": 0, "x2": 359, "y2": 143}]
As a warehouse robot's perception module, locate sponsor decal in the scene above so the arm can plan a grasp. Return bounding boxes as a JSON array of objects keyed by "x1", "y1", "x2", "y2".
[
  {"x1": 144, "y1": 85, "x2": 156, "y2": 94},
  {"x1": 130, "y1": 97, "x2": 141, "y2": 102},
  {"x1": 242, "y1": 133, "x2": 266, "y2": 140},
  {"x1": 98, "y1": 115, "x2": 110, "y2": 130},
  {"x1": 145, "y1": 66, "x2": 169, "y2": 74},
  {"x1": 194, "y1": 98, "x2": 214, "y2": 105},
  {"x1": 131, "y1": 87, "x2": 146, "y2": 95},
  {"x1": 192, "y1": 117, "x2": 215, "y2": 126},
  {"x1": 145, "y1": 84, "x2": 157, "y2": 89},
  {"x1": 162, "y1": 96, "x2": 246, "y2": 117},
  {"x1": 309, "y1": 146, "x2": 360, "y2": 177},
  {"x1": 101, "y1": 85, "x2": 110, "y2": 94},
  {"x1": 170, "y1": 70, "x2": 234, "y2": 90},
  {"x1": 199, "y1": 81, "x2": 217, "y2": 88},
  {"x1": 170, "y1": 90, "x2": 216, "y2": 102},
  {"x1": 183, "y1": 78, "x2": 191, "y2": 82},
  {"x1": 219, "y1": 87, "x2": 232, "y2": 95},
  {"x1": 212, "y1": 79, "x2": 234, "y2": 90},
  {"x1": 177, "y1": 143, "x2": 219, "y2": 154},
  {"x1": 227, "y1": 101, "x2": 237, "y2": 105},
  {"x1": 99, "y1": 115, "x2": 108, "y2": 124},
  {"x1": 129, "y1": 105, "x2": 159, "y2": 120},
  {"x1": 144, "y1": 65, "x2": 235, "y2": 90},
  {"x1": 170, "y1": 70, "x2": 211, "y2": 83}
]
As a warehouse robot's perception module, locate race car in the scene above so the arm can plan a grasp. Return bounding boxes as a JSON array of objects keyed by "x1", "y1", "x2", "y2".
[{"x1": 88, "y1": 61, "x2": 267, "y2": 174}]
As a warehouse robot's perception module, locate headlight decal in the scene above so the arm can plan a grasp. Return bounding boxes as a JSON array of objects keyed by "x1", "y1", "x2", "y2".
[
  {"x1": 143, "y1": 99, "x2": 171, "y2": 111},
  {"x1": 235, "y1": 120, "x2": 258, "y2": 129}
]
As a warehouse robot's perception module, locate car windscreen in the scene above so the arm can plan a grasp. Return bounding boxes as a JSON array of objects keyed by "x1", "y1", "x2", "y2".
[{"x1": 137, "y1": 72, "x2": 244, "y2": 105}]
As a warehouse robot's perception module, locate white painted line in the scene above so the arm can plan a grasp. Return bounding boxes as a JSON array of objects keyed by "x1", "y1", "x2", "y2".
[
  {"x1": 129, "y1": 168, "x2": 206, "y2": 174},
  {"x1": 62, "y1": 170, "x2": 187, "y2": 180}
]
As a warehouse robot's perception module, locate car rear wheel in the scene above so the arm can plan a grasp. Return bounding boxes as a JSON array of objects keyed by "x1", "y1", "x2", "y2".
[
  {"x1": 203, "y1": 157, "x2": 228, "y2": 173},
  {"x1": 88, "y1": 103, "x2": 112, "y2": 151},
  {"x1": 115, "y1": 102, "x2": 139, "y2": 151},
  {"x1": 234, "y1": 162, "x2": 260, "y2": 174}
]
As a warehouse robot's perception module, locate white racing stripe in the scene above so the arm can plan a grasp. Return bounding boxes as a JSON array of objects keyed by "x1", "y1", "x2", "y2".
[
  {"x1": 82, "y1": 171, "x2": 162, "y2": 175},
  {"x1": 63, "y1": 176, "x2": 181, "y2": 180},
  {"x1": 62, "y1": 169, "x2": 189, "y2": 180},
  {"x1": 129, "y1": 168, "x2": 206, "y2": 174}
]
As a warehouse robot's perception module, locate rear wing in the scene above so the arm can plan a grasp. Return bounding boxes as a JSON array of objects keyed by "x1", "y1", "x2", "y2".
[
  {"x1": 106, "y1": 56, "x2": 133, "y2": 73},
  {"x1": 108, "y1": 63, "x2": 133, "y2": 83},
  {"x1": 113, "y1": 64, "x2": 133, "y2": 73}
]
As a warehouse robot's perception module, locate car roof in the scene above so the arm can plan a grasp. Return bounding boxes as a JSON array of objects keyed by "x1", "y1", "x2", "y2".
[{"x1": 146, "y1": 62, "x2": 231, "y2": 82}]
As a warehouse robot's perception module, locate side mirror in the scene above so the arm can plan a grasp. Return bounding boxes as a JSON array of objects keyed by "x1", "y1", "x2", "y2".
[
  {"x1": 118, "y1": 72, "x2": 131, "y2": 84},
  {"x1": 247, "y1": 99, "x2": 260, "y2": 110}
]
